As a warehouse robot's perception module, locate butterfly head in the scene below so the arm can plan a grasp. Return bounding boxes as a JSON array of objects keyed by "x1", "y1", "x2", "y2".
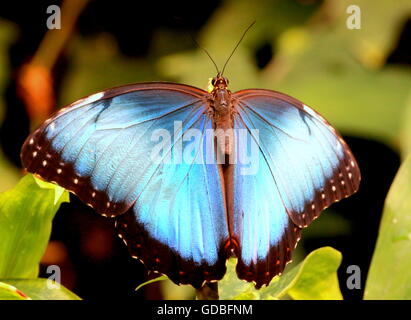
[{"x1": 211, "y1": 75, "x2": 229, "y2": 90}]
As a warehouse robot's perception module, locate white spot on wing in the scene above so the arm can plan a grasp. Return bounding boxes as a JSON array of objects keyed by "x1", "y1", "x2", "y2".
[{"x1": 75, "y1": 92, "x2": 105, "y2": 108}]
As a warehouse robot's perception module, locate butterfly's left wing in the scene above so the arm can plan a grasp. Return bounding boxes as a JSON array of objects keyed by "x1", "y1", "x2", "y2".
[{"x1": 228, "y1": 89, "x2": 360, "y2": 287}]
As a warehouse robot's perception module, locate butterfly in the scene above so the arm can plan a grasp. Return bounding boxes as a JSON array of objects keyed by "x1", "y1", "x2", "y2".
[
  {"x1": 20, "y1": 72, "x2": 360, "y2": 288},
  {"x1": 20, "y1": 24, "x2": 360, "y2": 289}
]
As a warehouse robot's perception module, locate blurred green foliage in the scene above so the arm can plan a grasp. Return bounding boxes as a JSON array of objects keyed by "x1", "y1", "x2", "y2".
[
  {"x1": 365, "y1": 155, "x2": 411, "y2": 299},
  {"x1": 0, "y1": 20, "x2": 20, "y2": 192},
  {"x1": 158, "y1": 0, "x2": 411, "y2": 148},
  {"x1": 400, "y1": 95, "x2": 411, "y2": 158},
  {"x1": 0, "y1": 20, "x2": 17, "y2": 126}
]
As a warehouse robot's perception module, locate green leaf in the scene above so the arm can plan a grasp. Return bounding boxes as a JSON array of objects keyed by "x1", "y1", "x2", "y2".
[
  {"x1": 400, "y1": 93, "x2": 411, "y2": 158},
  {"x1": 33, "y1": 176, "x2": 66, "y2": 205},
  {"x1": 0, "y1": 174, "x2": 69, "y2": 278},
  {"x1": 0, "y1": 281, "x2": 29, "y2": 300},
  {"x1": 161, "y1": 278, "x2": 196, "y2": 300},
  {"x1": 219, "y1": 259, "x2": 256, "y2": 300},
  {"x1": 278, "y1": 247, "x2": 343, "y2": 300},
  {"x1": 365, "y1": 155, "x2": 411, "y2": 299},
  {"x1": 1, "y1": 279, "x2": 81, "y2": 300},
  {"x1": 135, "y1": 275, "x2": 197, "y2": 300},
  {"x1": 135, "y1": 275, "x2": 168, "y2": 291},
  {"x1": 220, "y1": 247, "x2": 343, "y2": 300}
]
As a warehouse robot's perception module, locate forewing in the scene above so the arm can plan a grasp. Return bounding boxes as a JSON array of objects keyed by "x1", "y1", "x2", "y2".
[
  {"x1": 233, "y1": 89, "x2": 360, "y2": 227},
  {"x1": 21, "y1": 83, "x2": 208, "y2": 216}
]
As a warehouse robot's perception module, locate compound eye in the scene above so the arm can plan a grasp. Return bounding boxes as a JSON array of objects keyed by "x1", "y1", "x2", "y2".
[
  {"x1": 211, "y1": 78, "x2": 217, "y2": 86},
  {"x1": 224, "y1": 78, "x2": 229, "y2": 85}
]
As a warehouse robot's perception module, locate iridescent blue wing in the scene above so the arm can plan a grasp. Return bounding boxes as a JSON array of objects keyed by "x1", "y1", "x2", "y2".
[
  {"x1": 229, "y1": 89, "x2": 360, "y2": 287},
  {"x1": 116, "y1": 117, "x2": 229, "y2": 287},
  {"x1": 21, "y1": 82, "x2": 229, "y2": 287}
]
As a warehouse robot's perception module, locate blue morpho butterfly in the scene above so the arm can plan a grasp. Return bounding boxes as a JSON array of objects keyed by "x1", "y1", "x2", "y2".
[{"x1": 21, "y1": 27, "x2": 360, "y2": 289}]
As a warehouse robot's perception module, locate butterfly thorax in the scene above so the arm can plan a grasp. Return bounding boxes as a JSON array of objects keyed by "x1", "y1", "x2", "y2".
[{"x1": 209, "y1": 76, "x2": 234, "y2": 156}]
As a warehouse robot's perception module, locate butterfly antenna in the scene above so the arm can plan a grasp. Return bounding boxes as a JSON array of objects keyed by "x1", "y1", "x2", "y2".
[
  {"x1": 221, "y1": 21, "x2": 256, "y2": 76},
  {"x1": 190, "y1": 34, "x2": 220, "y2": 74}
]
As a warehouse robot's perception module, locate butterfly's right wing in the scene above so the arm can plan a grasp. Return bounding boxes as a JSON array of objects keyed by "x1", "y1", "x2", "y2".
[{"x1": 21, "y1": 83, "x2": 230, "y2": 287}]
